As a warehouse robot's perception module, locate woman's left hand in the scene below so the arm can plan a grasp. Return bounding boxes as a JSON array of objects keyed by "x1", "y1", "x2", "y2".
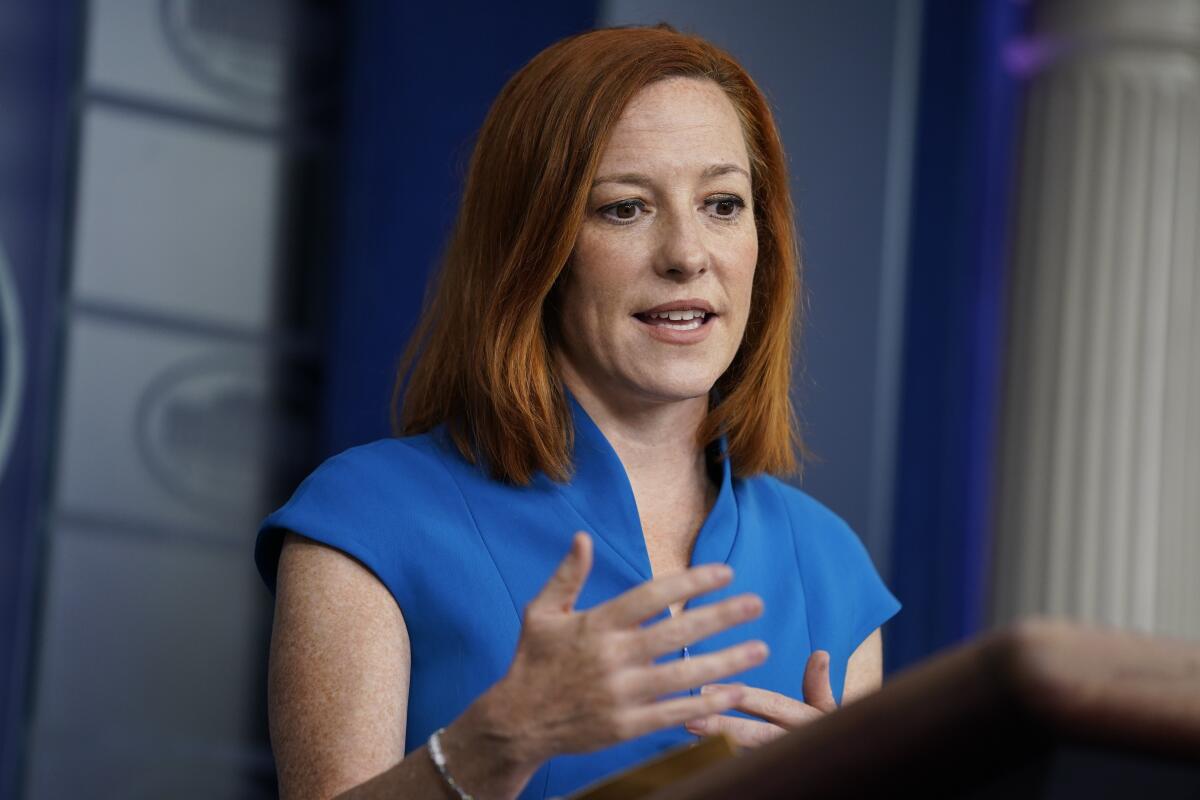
[{"x1": 683, "y1": 649, "x2": 837, "y2": 747}]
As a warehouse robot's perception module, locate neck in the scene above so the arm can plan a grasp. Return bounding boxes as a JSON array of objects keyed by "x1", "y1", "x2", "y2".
[{"x1": 557, "y1": 360, "x2": 715, "y2": 518}]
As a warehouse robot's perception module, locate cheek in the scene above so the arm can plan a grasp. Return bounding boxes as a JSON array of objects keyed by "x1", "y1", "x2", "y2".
[
  {"x1": 741, "y1": 239, "x2": 758, "y2": 292},
  {"x1": 570, "y1": 229, "x2": 644, "y2": 309},
  {"x1": 726, "y1": 231, "x2": 758, "y2": 309},
  {"x1": 557, "y1": 248, "x2": 625, "y2": 352}
]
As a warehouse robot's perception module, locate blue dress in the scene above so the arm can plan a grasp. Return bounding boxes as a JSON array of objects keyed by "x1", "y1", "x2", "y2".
[{"x1": 254, "y1": 395, "x2": 901, "y2": 798}]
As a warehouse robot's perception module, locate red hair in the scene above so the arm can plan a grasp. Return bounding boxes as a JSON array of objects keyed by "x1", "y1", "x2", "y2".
[{"x1": 394, "y1": 24, "x2": 807, "y2": 485}]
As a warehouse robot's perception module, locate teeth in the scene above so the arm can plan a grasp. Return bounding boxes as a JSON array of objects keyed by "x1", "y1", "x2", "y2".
[
  {"x1": 647, "y1": 309, "x2": 706, "y2": 320},
  {"x1": 652, "y1": 319, "x2": 701, "y2": 330},
  {"x1": 640, "y1": 309, "x2": 707, "y2": 331}
]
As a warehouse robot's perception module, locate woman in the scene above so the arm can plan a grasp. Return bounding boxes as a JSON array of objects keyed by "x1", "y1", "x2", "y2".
[{"x1": 255, "y1": 24, "x2": 901, "y2": 800}]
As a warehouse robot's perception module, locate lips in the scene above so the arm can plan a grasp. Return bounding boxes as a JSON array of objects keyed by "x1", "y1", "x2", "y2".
[
  {"x1": 634, "y1": 298, "x2": 716, "y2": 316},
  {"x1": 631, "y1": 299, "x2": 718, "y2": 330},
  {"x1": 631, "y1": 298, "x2": 717, "y2": 344}
]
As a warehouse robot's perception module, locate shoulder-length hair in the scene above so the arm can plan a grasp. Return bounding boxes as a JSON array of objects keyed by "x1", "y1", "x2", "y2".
[{"x1": 393, "y1": 24, "x2": 807, "y2": 485}]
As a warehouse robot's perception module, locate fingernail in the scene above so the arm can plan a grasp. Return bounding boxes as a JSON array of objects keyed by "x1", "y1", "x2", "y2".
[
  {"x1": 687, "y1": 717, "x2": 708, "y2": 733},
  {"x1": 700, "y1": 684, "x2": 716, "y2": 695}
]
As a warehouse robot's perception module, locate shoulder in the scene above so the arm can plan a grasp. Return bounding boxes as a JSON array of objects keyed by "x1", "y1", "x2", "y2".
[
  {"x1": 254, "y1": 430, "x2": 474, "y2": 595},
  {"x1": 741, "y1": 473, "x2": 874, "y2": 570},
  {"x1": 306, "y1": 430, "x2": 456, "y2": 483},
  {"x1": 286, "y1": 430, "x2": 471, "y2": 510},
  {"x1": 285, "y1": 428, "x2": 484, "y2": 532},
  {"x1": 742, "y1": 473, "x2": 855, "y2": 538},
  {"x1": 760, "y1": 476, "x2": 848, "y2": 526}
]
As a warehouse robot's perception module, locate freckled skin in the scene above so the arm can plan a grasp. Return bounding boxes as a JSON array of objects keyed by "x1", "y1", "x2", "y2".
[
  {"x1": 555, "y1": 77, "x2": 758, "y2": 412},
  {"x1": 266, "y1": 75, "x2": 883, "y2": 800}
]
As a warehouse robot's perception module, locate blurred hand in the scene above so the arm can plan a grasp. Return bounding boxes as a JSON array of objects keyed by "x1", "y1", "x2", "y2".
[
  {"x1": 482, "y1": 531, "x2": 768, "y2": 767},
  {"x1": 683, "y1": 649, "x2": 837, "y2": 747}
]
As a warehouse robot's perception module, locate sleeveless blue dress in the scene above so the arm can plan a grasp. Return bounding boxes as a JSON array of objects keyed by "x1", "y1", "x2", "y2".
[{"x1": 254, "y1": 395, "x2": 901, "y2": 798}]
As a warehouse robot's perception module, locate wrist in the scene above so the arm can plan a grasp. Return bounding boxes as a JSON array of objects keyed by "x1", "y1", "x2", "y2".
[{"x1": 439, "y1": 683, "x2": 542, "y2": 799}]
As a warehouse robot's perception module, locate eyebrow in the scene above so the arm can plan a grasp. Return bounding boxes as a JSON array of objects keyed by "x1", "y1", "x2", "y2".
[{"x1": 591, "y1": 162, "x2": 751, "y2": 188}]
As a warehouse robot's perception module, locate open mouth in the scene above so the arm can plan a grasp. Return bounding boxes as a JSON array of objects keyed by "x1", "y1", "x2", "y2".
[{"x1": 632, "y1": 309, "x2": 716, "y2": 332}]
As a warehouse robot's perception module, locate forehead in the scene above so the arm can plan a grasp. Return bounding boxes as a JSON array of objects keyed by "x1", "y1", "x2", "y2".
[{"x1": 597, "y1": 77, "x2": 750, "y2": 176}]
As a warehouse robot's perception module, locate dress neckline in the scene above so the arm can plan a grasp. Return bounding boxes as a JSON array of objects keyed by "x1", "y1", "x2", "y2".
[{"x1": 553, "y1": 390, "x2": 740, "y2": 584}]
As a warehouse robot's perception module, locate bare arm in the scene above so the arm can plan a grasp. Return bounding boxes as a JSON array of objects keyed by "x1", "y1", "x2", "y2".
[
  {"x1": 841, "y1": 627, "x2": 884, "y2": 705},
  {"x1": 268, "y1": 530, "x2": 760, "y2": 798},
  {"x1": 269, "y1": 532, "x2": 534, "y2": 799}
]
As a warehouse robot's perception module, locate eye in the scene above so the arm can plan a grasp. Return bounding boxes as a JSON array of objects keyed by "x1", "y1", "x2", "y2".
[
  {"x1": 600, "y1": 199, "x2": 646, "y2": 224},
  {"x1": 707, "y1": 194, "x2": 746, "y2": 220}
]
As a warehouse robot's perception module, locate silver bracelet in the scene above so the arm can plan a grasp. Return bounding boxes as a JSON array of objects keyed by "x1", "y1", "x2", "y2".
[{"x1": 428, "y1": 727, "x2": 475, "y2": 800}]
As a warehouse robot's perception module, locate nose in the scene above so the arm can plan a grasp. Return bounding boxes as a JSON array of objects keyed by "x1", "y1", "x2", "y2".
[{"x1": 654, "y1": 206, "x2": 711, "y2": 281}]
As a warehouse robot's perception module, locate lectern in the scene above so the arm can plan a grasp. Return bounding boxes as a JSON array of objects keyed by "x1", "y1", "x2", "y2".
[{"x1": 643, "y1": 618, "x2": 1200, "y2": 798}]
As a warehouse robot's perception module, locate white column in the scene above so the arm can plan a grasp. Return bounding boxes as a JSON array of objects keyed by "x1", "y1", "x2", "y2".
[{"x1": 991, "y1": 0, "x2": 1200, "y2": 639}]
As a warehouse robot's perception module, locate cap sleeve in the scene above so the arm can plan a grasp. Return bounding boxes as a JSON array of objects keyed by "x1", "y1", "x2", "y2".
[
  {"x1": 820, "y1": 514, "x2": 901, "y2": 657},
  {"x1": 254, "y1": 441, "x2": 403, "y2": 598},
  {"x1": 780, "y1": 485, "x2": 902, "y2": 703}
]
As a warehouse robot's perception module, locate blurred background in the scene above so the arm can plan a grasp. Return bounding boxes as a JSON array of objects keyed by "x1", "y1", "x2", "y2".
[{"x1": 0, "y1": 0, "x2": 1196, "y2": 797}]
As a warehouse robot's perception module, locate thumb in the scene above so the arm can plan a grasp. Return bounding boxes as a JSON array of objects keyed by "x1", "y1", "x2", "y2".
[
  {"x1": 803, "y1": 649, "x2": 838, "y2": 713},
  {"x1": 528, "y1": 531, "x2": 593, "y2": 615}
]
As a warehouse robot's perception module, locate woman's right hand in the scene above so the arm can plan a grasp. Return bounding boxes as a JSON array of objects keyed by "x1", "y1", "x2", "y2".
[{"x1": 479, "y1": 530, "x2": 767, "y2": 769}]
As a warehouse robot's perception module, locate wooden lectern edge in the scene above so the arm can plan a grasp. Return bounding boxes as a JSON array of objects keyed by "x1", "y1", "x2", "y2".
[
  {"x1": 996, "y1": 616, "x2": 1200, "y2": 757},
  {"x1": 641, "y1": 617, "x2": 1200, "y2": 800}
]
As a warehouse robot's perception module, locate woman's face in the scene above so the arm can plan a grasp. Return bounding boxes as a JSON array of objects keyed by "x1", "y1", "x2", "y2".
[{"x1": 554, "y1": 77, "x2": 758, "y2": 411}]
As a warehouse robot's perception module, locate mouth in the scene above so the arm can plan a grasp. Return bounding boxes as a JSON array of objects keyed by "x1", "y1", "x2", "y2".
[
  {"x1": 631, "y1": 299, "x2": 718, "y2": 333},
  {"x1": 632, "y1": 308, "x2": 715, "y2": 332}
]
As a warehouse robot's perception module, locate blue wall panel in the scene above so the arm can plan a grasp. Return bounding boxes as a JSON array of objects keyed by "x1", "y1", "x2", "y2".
[
  {"x1": 887, "y1": 0, "x2": 1026, "y2": 671},
  {"x1": 0, "y1": 3, "x2": 78, "y2": 797},
  {"x1": 326, "y1": 1, "x2": 598, "y2": 454}
]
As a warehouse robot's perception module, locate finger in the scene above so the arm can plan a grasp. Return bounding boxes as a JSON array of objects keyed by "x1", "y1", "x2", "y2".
[
  {"x1": 620, "y1": 640, "x2": 768, "y2": 701},
  {"x1": 684, "y1": 713, "x2": 785, "y2": 748},
  {"x1": 630, "y1": 593, "x2": 763, "y2": 660},
  {"x1": 526, "y1": 532, "x2": 593, "y2": 615},
  {"x1": 616, "y1": 685, "x2": 745, "y2": 741},
  {"x1": 592, "y1": 563, "x2": 733, "y2": 629},
  {"x1": 700, "y1": 684, "x2": 823, "y2": 728},
  {"x1": 802, "y1": 650, "x2": 838, "y2": 713}
]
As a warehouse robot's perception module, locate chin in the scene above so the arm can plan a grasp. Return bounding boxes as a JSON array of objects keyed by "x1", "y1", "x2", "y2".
[{"x1": 631, "y1": 374, "x2": 719, "y2": 404}]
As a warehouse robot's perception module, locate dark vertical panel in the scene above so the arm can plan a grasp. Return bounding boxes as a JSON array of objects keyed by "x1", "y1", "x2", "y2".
[
  {"x1": 326, "y1": 1, "x2": 598, "y2": 454},
  {"x1": 887, "y1": 0, "x2": 1026, "y2": 671},
  {"x1": 0, "y1": 2, "x2": 79, "y2": 798}
]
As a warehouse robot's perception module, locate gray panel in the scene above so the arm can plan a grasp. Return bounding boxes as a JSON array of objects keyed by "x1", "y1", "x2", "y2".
[
  {"x1": 85, "y1": 0, "x2": 289, "y2": 126},
  {"x1": 23, "y1": 522, "x2": 273, "y2": 800},
  {"x1": 54, "y1": 315, "x2": 273, "y2": 535},
  {"x1": 72, "y1": 105, "x2": 282, "y2": 330}
]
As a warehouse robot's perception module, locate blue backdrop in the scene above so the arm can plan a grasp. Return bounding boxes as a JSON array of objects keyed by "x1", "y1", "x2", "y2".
[
  {"x1": 326, "y1": 1, "x2": 597, "y2": 454},
  {"x1": 887, "y1": 0, "x2": 1026, "y2": 671},
  {"x1": 0, "y1": 3, "x2": 78, "y2": 797}
]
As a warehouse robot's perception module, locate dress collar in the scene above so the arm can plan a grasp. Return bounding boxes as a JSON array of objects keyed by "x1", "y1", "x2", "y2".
[{"x1": 555, "y1": 391, "x2": 739, "y2": 582}]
